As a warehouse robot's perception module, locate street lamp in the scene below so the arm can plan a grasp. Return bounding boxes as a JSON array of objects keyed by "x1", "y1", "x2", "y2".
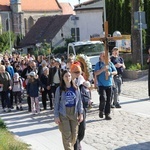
[{"x1": 0, "y1": 11, "x2": 12, "y2": 52}]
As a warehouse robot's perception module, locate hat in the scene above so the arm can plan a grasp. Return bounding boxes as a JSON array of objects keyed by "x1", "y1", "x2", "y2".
[
  {"x1": 14, "y1": 72, "x2": 20, "y2": 78},
  {"x1": 70, "y1": 64, "x2": 82, "y2": 73},
  {"x1": 43, "y1": 66, "x2": 48, "y2": 72},
  {"x1": 112, "y1": 47, "x2": 119, "y2": 51},
  {"x1": 55, "y1": 58, "x2": 61, "y2": 64},
  {"x1": 28, "y1": 71, "x2": 36, "y2": 77},
  {"x1": 83, "y1": 81, "x2": 91, "y2": 88}
]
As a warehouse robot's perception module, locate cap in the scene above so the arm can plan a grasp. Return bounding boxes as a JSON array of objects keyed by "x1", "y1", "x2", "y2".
[
  {"x1": 28, "y1": 71, "x2": 36, "y2": 77},
  {"x1": 43, "y1": 66, "x2": 48, "y2": 72},
  {"x1": 112, "y1": 47, "x2": 119, "y2": 51},
  {"x1": 14, "y1": 72, "x2": 20, "y2": 78},
  {"x1": 55, "y1": 58, "x2": 61, "y2": 64},
  {"x1": 41, "y1": 60, "x2": 47, "y2": 66}
]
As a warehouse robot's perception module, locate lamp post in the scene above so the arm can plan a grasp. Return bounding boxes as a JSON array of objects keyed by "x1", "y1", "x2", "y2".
[{"x1": 0, "y1": 11, "x2": 12, "y2": 52}]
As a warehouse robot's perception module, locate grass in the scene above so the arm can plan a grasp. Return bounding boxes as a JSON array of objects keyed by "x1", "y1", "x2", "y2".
[{"x1": 0, "y1": 118, "x2": 30, "y2": 150}]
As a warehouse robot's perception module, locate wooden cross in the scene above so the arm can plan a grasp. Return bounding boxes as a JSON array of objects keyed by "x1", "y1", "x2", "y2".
[{"x1": 91, "y1": 21, "x2": 123, "y2": 79}]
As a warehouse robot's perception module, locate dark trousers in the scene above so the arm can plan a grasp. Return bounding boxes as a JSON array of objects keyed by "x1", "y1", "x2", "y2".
[
  {"x1": 0, "y1": 91, "x2": 11, "y2": 109},
  {"x1": 13, "y1": 91, "x2": 22, "y2": 105},
  {"x1": 74, "y1": 109, "x2": 86, "y2": 150},
  {"x1": 98, "y1": 86, "x2": 112, "y2": 115},
  {"x1": 10, "y1": 90, "x2": 13, "y2": 108},
  {"x1": 41, "y1": 90, "x2": 51, "y2": 109},
  {"x1": 27, "y1": 96, "x2": 31, "y2": 111},
  {"x1": 48, "y1": 85, "x2": 58, "y2": 108}
]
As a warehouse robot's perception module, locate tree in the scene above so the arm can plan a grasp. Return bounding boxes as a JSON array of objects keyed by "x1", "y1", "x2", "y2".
[
  {"x1": 131, "y1": 0, "x2": 141, "y2": 64},
  {"x1": 0, "y1": 32, "x2": 15, "y2": 53}
]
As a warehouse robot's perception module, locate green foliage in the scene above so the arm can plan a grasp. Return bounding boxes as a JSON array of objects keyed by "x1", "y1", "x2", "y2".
[
  {"x1": 0, "y1": 31, "x2": 16, "y2": 53},
  {"x1": 0, "y1": 118, "x2": 7, "y2": 129},
  {"x1": 53, "y1": 46, "x2": 67, "y2": 54},
  {"x1": 125, "y1": 61, "x2": 148, "y2": 70},
  {"x1": 0, "y1": 129, "x2": 30, "y2": 150}
]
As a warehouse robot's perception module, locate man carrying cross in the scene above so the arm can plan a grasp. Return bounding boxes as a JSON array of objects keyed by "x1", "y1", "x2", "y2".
[{"x1": 94, "y1": 51, "x2": 117, "y2": 120}]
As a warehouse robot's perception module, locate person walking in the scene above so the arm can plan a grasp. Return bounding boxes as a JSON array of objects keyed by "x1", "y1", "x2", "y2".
[
  {"x1": 47, "y1": 58, "x2": 61, "y2": 110},
  {"x1": 147, "y1": 47, "x2": 150, "y2": 98},
  {"x1": 40, "y1": 66, "x2": 50, "y2": 110},
  {"x1": 94, "y1": 51, "x2": 117, "y2": 120},
  {"x1": 27, "y1": 71, "x2": 41, "y2": 115},
  {"x1": 12, "y1": 72, "x2": 24, "y2": 111},
  {"x1": 110, "y1": 47, "x2": 126, "y2": 108},
  {"x1": 54, "y1": 70, "x2": 83, "y2": 150},
  {"x1": 0, "y1": 65, "x2": 12, "y2": 112}
]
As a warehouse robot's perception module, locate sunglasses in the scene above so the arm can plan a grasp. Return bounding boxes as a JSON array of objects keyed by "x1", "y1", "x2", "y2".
[{"x1": 73, "y1": 71, "x2": 80, "y2": 74}]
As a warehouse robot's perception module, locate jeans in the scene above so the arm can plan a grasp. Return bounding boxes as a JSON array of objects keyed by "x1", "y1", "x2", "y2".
[{"x1": 98, "y1": 86, "x2": 112, "y2": 115}]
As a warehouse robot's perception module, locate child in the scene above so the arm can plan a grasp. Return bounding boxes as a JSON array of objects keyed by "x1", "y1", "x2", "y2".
[
  {"x1": 12, "y1": 72, "x2": 24, "y2": 111},
  {"x1": 27, "y1": 71, "x2": 41, "y2": 115}
]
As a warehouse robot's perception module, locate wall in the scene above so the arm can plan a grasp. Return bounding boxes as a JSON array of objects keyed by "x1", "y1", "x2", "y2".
[{"x1": 76, "y1": 9, "x2": 103, "y2": 41}]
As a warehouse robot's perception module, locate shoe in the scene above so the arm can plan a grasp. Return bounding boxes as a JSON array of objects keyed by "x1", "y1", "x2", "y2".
[
  {"x1": 105, "y1": 114, "x2": 112, "y2": 120},
  {"x1": 50, "y1": 107, "x2": 54, "y2": 110},
  {"x1": 3, "y1": 108, "x2": 6, "y2": 112},
  {"x1": 7, "y1": 108, "x2": 11, "y2": 112},
  {"x1": 115, "y1": 104, "x2": 121, "y2": 108},
  {"x1": 111, "y1": 105, "x2": 115, "y2": 108},
  {"x1": 16, "y1": 106, "x2": 19, "y2": 110},
  {"x1": 11, "y1": 106, "x2": 14, "y2": 109},
  {"x1": 20, "y1": 106, "x2": 23, "y2": 111},
  {"x1": 99, "y1": 111, "x2": 103, "y2": 118}
]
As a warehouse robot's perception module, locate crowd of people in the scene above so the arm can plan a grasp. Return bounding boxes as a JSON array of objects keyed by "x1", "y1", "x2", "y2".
[{"x1": 0, "y1": 47, "x2": 126, "y2": 150}]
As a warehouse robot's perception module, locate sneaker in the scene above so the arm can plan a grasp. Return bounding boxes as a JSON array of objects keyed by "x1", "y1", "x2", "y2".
[
  {"x1": 111, "y1": 105, "x2": 115, "y2": 108},
  {"x1": 50, "y1": 107, "x2": 54, "y2": 110},
  {"x1": 99, "y1": 111, "x2": 103, "y2": 118},
  {"x1": 20, "y1": 106, "x2": 23, "y2": 111},
  {"x1": 105, "y1": 114, "x2": 112, "y2": 120},
  {"x1": 115, "y1": 104, "x2": 121, "y2": 108}
]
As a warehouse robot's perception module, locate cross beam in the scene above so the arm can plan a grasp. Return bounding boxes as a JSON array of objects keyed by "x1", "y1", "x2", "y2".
[{"x1": 91, "y1": 21, "x2": 123, "y2": 79}]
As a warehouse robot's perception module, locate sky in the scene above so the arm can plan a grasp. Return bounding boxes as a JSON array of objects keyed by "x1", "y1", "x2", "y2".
[{"x1": 58, "y1": 0, "x2": 86, "y2": 7}]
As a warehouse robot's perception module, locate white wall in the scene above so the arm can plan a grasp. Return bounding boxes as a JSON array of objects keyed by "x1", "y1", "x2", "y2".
[{"x1": 76, "y1": 10, "x2": 103, "y2": 41}]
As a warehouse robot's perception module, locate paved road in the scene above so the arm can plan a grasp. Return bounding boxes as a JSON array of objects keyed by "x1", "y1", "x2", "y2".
[{"x1": 0, "y1": 75, "x2": 150, "y2": 150}]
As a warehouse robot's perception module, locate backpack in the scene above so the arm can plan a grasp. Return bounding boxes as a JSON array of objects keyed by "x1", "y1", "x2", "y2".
[{"x1": 79, "y1": 84, "x2": 91, "y2": 108}]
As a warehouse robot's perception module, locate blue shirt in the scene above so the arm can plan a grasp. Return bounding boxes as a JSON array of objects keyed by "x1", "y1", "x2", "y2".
[
  {"x1": 94, "y1": 61, "x2": 116, "y2": 87},
  {"x1": 65, "y1": 87, "x2": 76, "y2": 107}
]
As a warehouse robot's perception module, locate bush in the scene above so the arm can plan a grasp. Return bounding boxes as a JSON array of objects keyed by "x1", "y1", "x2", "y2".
[
  {"x1": 125, "y1": 61, "x2": 148, "y2": 70},
  {"x1": 0, "y1": 118, "x2": 7, "y2": 129}
]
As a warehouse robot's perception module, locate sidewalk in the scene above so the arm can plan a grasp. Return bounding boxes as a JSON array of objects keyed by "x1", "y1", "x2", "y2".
[{"x1": 0, "y1": 76, "x2": 150, "y2": 150}]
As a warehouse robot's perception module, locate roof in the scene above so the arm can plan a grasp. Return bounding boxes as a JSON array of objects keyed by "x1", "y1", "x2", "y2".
[
  {"x1": 59, "y1": 2, "x2": 75, "y2": 15},
  {"x1": 0, "y1": 0, "x2": 10, "y2": 11},
  {"x1": 0, "y1": 0, "x2": 61, "y2": 12},
  {"x1": 74, "y1": 0, "x2": 103, "y2": 10},
  {"x1": 19, "y1": 14, "x2": 71, "y2": 47},
  {"x1": 21, "y1": 0, "x2": 61, "y2": 12}
]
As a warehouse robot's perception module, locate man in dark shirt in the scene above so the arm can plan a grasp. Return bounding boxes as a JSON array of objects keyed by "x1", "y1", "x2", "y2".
[{"x1": 110, "y1": 47, "x2": 126, "y2": 108}]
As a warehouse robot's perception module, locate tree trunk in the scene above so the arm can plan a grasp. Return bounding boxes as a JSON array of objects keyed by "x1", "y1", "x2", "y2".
[{"x1": 131, "y1": 0, "x2": 141, "y2": 64}]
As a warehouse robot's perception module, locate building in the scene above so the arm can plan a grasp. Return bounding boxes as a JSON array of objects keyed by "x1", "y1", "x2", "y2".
[{"x1": 0, "y1": 0, "x2": 74, "y2": 35}]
